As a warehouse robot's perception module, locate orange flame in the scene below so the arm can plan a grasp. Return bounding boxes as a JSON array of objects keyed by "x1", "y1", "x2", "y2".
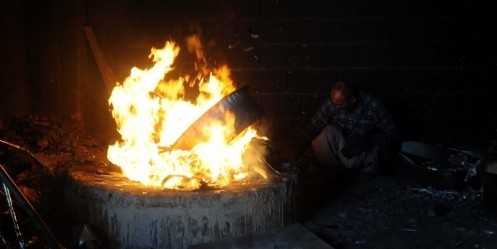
[{"x1": 107, "y1": 37, "x2": 266, "y2": 189}]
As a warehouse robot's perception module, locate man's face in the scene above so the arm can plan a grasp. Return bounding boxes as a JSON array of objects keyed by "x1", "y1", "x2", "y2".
[{"x1": 330, "y1": 90, "x2": 353, "y2": 111}]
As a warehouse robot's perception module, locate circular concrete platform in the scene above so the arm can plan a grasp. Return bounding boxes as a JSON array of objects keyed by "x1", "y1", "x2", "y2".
[{"x1": 64, "y1": 165, "x2": 300, "y2": 249}]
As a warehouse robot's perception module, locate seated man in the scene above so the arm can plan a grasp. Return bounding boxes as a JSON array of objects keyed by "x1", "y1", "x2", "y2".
[{"x1": 294, "y1": 80, "x2": 400, "y2": 183}]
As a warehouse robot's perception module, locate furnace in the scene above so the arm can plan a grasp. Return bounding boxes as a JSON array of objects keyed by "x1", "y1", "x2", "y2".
[
  {"x1": 62, "y1": 36, "x2": 301, "y2": 249},
  {"x1": 64, "y1": 164, "x2": 299, "y2": 249}
]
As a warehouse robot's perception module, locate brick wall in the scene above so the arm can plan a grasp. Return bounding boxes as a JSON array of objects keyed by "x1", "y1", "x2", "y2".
[{"x1": 7, "y1": 0, "x2": 497, "y2": 148}]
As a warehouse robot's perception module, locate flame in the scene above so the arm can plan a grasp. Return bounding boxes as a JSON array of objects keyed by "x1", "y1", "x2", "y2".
[{"x1": 107, "y1": 37, "x2": 266, "y2": 189}]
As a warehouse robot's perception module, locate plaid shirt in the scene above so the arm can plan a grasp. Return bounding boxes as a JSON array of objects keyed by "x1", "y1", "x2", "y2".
[{"x1": 298, "y1": 92, "x2": 399, "y2": 153}]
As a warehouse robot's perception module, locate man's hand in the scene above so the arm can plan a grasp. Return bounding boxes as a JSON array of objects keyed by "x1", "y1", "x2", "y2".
[{"x1": 341, "y1": 135, "x2": 374, "y2": 158}]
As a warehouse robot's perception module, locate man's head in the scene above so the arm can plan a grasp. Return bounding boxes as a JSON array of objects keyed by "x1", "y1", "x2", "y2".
[{"x1": 330, "y1": 80, "x2": 358, "y2": 111}]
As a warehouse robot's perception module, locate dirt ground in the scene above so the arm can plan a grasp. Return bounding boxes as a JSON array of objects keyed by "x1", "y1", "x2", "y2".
[{"x1": 298, "y1": 158, "x2": 497, "y2": 249}]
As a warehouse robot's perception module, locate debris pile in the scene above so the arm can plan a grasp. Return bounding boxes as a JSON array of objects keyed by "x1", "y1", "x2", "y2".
[{"x1": 0, "y1": 115, "x2": 110, "y2": 248}]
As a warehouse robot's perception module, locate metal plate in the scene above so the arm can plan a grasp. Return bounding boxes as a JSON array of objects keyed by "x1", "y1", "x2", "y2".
[{"x1": 172, "y1": 86, "x2": 265, "y2": 150}]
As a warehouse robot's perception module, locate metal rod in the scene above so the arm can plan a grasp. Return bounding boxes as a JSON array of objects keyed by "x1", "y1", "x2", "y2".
[
  {"x1": 0, "y1": 164, "x2": 65, "y2": 249},
  {"x1": 3, "y1": 183, "x2": 27, "y2": 249},
  {"x1": 0, "y1": 230, "x2": 8, "y2": 247}
]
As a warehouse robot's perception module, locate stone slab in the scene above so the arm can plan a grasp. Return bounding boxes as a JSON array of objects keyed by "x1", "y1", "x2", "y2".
[{"x1": 188, "y1": 223, "x2": 334, "y2": 249}]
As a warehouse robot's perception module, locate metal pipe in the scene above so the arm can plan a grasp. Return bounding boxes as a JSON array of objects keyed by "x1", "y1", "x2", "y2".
[
  {"x1": 3, "y1": 183, "x2": 27, "y2": 249},
  {"x1": 0, "y1": 164, "x2": 65, "y2": 249}
]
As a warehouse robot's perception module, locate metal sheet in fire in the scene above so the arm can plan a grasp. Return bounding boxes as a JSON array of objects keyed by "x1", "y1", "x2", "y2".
[{"x1": 171, "y1": 86, "x2": 264, "y2": 150}]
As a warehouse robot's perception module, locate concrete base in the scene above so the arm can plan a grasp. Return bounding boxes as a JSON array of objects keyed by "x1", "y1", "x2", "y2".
[
  {"x1": 188, "y1": 223, "x2": 334, "y2": 249},
  {"x1": 64, "y1": 165, "x2": 300, "y2": 249}
]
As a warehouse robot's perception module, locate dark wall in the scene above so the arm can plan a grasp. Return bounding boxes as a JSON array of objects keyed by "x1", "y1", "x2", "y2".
[
  {"x1": 2, "y1": 0, "x2": 496, "y2": 148},
  {"x1": 0, "y1": 0, "x2": 28, "y2": 130}
]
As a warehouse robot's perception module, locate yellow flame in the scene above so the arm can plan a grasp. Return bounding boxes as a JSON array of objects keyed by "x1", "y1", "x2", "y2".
[{"x1": 107, "y1": 38, "x2": 266, "y2": 189}]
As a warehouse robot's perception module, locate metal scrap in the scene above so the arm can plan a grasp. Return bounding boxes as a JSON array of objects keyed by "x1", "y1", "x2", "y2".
[
  {"x1": 78, "y1": 225, "x2": 102, "y2": 249},
  {"x1": 400, "y1": 141, "x2": 497, "y2": 187}
]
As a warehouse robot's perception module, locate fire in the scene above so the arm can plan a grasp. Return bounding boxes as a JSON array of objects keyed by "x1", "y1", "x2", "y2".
[{"x1": 107, "y1": 37, "x2": 266, "y2": 190}]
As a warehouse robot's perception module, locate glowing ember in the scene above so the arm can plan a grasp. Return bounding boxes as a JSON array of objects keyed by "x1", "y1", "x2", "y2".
[{"x1": 107, "y1": 36, "x2": 266, "y2": 190}]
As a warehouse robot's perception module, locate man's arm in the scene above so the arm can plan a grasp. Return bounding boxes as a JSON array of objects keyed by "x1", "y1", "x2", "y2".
[{"x1": 294, "y1": 100, "x2": 333, "y2": 159}]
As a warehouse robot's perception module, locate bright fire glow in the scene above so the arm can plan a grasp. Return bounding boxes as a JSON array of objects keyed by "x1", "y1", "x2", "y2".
[{"x1": 107, "y1": 37, "x2": 266, "y2": 190}]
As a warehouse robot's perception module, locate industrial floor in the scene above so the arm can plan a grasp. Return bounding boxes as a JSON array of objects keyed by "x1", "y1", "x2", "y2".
[{"x1": 191, "y1": 159, "x2": 497, "y2": 249}]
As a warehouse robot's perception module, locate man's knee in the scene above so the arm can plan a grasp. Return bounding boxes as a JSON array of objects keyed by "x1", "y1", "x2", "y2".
[
  {"x1": 316, "y1": 125, "x2": 335, "y2": 140},
  {"x1": 311, "y1": 125, "x2": 342, "y2": 165}
]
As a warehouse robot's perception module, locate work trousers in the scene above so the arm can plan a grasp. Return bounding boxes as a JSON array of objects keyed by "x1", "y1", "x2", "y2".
[{"x1": 311, "y1": 124, "x2": 380, "y2": 174}]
